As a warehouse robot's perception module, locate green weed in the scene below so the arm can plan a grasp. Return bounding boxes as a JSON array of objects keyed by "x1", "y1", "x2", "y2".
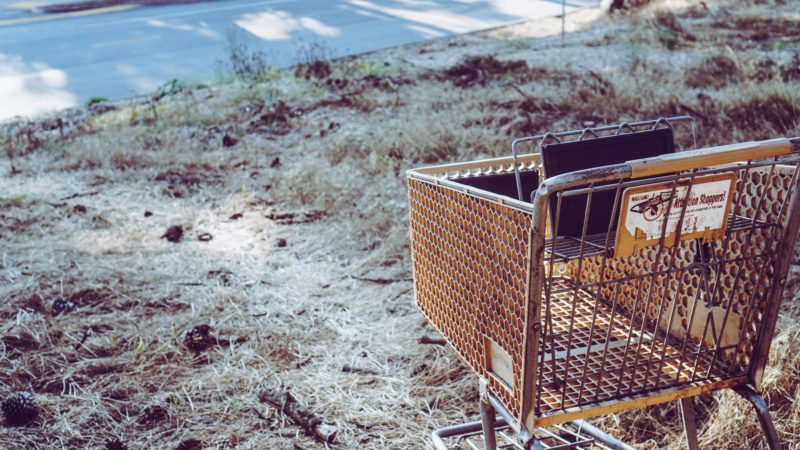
[
  {"x1": 0, "y1": 195, "x2": 26, "y2": 207},
  {"x1": 85, "y1": 96, "x2": 109, "y2": 107},
  {"x1": 224, "y1": 28, "x2": 277, "y2": 84}
]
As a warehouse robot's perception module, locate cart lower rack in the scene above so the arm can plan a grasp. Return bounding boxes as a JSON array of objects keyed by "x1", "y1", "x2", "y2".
[{"x1": 407, "y1": 118, "x2": 800, "y2": 449}]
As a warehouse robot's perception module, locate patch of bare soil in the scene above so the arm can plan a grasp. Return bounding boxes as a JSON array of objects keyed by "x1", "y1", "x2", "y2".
[
  {"x1": 721, "y1": 16, "x2": 800, "y2": 44},
  {"x1": 438, "y1": 55, "x2": 530, "y2": 88},
  {"x1": 681, "y1": 8, "x2": 800, "y2": 51},
  {"x1": 1, "y1": 0, "x2": 799, "y2": 449}
]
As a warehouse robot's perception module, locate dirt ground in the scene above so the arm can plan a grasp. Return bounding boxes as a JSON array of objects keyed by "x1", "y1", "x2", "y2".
[{"x1": 1, "y1": 0, "x2": 799, "y2": 449}]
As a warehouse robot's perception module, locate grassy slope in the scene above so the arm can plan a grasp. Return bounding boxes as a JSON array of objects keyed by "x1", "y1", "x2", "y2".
[{"x1": 1, "y1": 0, "x2": 799, "y2": 448}]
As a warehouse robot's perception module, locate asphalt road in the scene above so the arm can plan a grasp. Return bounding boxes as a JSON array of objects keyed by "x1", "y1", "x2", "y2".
[{"x1": 0, "y1": 0, "x2": 597, "y2": 120}]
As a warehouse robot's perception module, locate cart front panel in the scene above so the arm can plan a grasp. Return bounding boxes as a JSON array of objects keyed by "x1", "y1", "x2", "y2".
[{"x1": 530, "y1": 156, "x2": 799, "y2": 426}]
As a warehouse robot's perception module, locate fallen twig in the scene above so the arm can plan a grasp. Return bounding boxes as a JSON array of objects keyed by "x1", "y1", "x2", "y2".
[
  {"x1": 251, "y1": 406, "x2": 269, "y2": 421},
  {"x1": 512, "y1": 84, "x2": 534, "y2": 102},
  {"x1": 342, "y1": 365, "x2": 381, "y2": 376},
  {"x1": 266, "y1": 210, "x2": 327, "y2": 225},
  {"x1": 351, "y1": 276, "x2": 412, "y2": 285},
  {"x1": 418, "y1": 336, "x2": 447, "y2": 346},
  {"x1": 60, "y1": 191, "x2": 99, "y2": 201},
  {"x1": 259, "y1": 388, "x2": 338, "y2": 444},
  {"x1": 74, "y1": 327, "x2": 91, "y2": 350}
]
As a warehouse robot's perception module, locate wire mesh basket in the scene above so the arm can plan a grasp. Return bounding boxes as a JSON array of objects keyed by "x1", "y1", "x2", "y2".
[{"x1": 407, "y1": 117, "x2": 800, "y2": 449}]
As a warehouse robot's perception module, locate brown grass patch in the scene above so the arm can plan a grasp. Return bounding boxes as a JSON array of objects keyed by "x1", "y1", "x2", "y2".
[
  {"x1": 685, "y1": 54, "x2": 740, "y2": 89},
  {"x1": 439, "y1": 55, "x2": 531, "y2": 88}
]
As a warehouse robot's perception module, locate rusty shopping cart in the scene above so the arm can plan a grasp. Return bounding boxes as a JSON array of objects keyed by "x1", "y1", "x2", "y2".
[{"x1": 407, "y1": 117, "x2": 800, "y2": 450}]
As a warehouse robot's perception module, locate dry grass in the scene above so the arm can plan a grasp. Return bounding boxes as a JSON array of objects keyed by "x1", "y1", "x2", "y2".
[{"x1": 1, "y1": 0, "x2": 799, "y2": 448}]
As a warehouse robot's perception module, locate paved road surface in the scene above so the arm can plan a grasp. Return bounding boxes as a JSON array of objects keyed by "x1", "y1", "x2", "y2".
[{"x1": 0, "y1": 0, "x2": 597, "y2": 120}]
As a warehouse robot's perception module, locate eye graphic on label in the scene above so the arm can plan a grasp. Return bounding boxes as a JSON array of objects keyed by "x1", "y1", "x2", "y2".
[
  {"x1": 630, "y1": 192, "x2": 673, "y2": 222},
  {"x1": 643, "y1": 202, "x2": 662, "y2": 221}
]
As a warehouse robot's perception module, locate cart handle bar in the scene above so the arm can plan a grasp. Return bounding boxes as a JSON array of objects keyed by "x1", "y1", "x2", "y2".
[
  {"x1": 536, "y1": 138, "x2": 800, "y2": 200},
  {"x1": 628, "y1": 138, "x2": 794, "y2": 178}
]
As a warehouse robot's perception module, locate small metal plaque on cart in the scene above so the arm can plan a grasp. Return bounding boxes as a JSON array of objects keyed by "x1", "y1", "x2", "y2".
[
  {"x1": 485, "y1": 337, "x2": 515, "y2": 391},
  {"x1": 615, "y1": 173, "x2": 736, "y2": 257}
]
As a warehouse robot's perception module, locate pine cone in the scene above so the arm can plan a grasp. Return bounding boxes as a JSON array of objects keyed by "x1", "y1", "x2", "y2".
[
  {"x1": 139, "y1": 404, "x2": 168, "y2": 425},
  {"x1": 161, "y1": 225, "x2": 184, "y2": 243},
  {"x1": 52, "y1": 297, "x2": 75, "y2": 316},
  {"x1": 2, "y1": 391, "x2": 38, "y2": 426},
  {"x1": 175, "y1": 438, "x2": 203, "y2": 450},
  {"x1": 182, "y1": 325, "x2": 215, "y2": 353},
  {"x1": 105, "y1": 439, "x2": 127, "y2": 450}
]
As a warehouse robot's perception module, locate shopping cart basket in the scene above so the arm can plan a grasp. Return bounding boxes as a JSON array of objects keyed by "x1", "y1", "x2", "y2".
[{"x1": 407, "y1": 116, "x2": 800, "y2": 450}]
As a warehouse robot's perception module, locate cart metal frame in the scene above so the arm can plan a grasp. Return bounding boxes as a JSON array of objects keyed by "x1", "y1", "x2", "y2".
[
  {"x1": 435, "y1": 383, "x2": 632, "y2": 450},
  {"x1": 407, "y1": 117, "x2": 800, "y2": 450}
]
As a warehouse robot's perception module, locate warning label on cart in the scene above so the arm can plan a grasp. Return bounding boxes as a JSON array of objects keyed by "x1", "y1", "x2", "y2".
[{"x1": 614, "y1": 173, "x2": 736, "y2": 257}]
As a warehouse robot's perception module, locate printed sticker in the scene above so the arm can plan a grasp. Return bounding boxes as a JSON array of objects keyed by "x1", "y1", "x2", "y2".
[{"x1": 614, "y1": 173, "x2": 736, "y2": 257}]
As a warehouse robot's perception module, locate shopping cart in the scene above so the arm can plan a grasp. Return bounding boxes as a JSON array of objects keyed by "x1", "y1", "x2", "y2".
[{"x1": 407, "y1": 117, "x2": 800, "y2": 450}]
